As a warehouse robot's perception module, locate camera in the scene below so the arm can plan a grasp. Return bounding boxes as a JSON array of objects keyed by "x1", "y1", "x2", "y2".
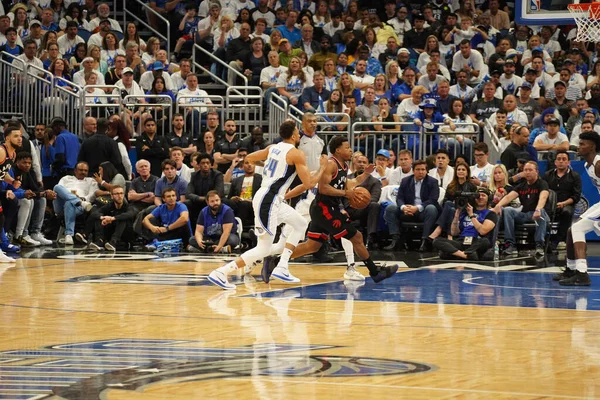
[{"x1": 455, "y1": 191, "x2": 480, "y2": 209}]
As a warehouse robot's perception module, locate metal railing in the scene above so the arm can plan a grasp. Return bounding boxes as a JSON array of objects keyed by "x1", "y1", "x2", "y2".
[
  {"x1": 123, "y1": 94, "x2": 175, "y2": 136},
  {"x1": 268, "y1": 93, "x2": 288, "y2": 143},
  {"x1": 175, "y1": 94, "x2": 224, "y2": 138},
  {"x1": 191, "y1": 43, "x2": 248, "y2": 89},
  {"x1": 351, "y1": 121, "x2": 421, "y2": 162},
  {"x1": 0, "y1": 54, "x2": 27, "y2": 122},
  {"x1": 483, "y1": 119, "x2": 502, "y2": 165},
  {"x1": 422, "y1": 122, "x2": 480, "y2": 161},
  {"x1": 225, "y1": 86, "x2": 263, "y2": 136},
  {"x1": 123, "y1": 0, "x2": 170, "y2": 59}
]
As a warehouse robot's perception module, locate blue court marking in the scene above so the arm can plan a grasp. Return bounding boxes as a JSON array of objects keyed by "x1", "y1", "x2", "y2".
[{"x1": 245, "y1": 269, "x2": 600, "y2": 311}]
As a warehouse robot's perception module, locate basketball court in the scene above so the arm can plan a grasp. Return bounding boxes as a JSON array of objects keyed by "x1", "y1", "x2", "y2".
[{"x1": 0, "y1": 245, "x2": 598, "y2": 400}]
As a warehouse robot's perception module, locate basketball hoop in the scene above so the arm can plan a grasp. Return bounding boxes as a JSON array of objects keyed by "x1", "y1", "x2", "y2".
[{"x1": 568, "y1": 2, "x2": 600, "y2": 42}]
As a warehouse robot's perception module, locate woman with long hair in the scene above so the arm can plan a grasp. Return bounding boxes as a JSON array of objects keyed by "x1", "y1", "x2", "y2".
[
  {"x1": 101, "y1": 31, "x2": 125, "y2": 68},
  {"x1": 323, "y1": 89, "x2": 349, "y2": 131},
  {"x1": 145, "y1": 76, "x2": 175, "y2": 135},
  {"x1": 489, "y1": 164, "x2": 520, "y2": 208},
  {"x1": 242, "y1": 37, "x2": 268, "y2": 86},
  {"x1": 214, "y1": 15, "x2": 239, "y2": 52},
  {"x1": 373, "y1": 97, "x2": 399, "y2": 131},
  {"x1": 266, "y1": 29, "x2": 282, "y2": 53},
  {"x1": 120, "y1": 22, "x2": 146, "y2": 52},
  {"x1": 38, "y1": 31, "x2": 58, "y2": 60},
  {"x1": 298, "y1": 51, "x2": 314, "y2": 81},
  {"x1": 346, "y1": 0, "x2": 359, "y2": 21},
  {"x1": 337, "y1": 72, "x2": 361, "y2": 104},
  {"x1": 93, "y1": 161, "x2": 126, "y2": 197},
  {"x1": 48, "y1": 58, "x2": 72, "y2": 83},
  {"x1": 373, "y1": 73, "x2": 391, "y2": 104},
  {"x1": 587, "y1": 60, "x2": 600, "y2": 89},
  {"x1": 363, "y1": 27, "x2": 377, "y2": 55},
  {"x1": 87, "y1": 44, "x2": 108, "y2": 76},
  {"x1": 441, "y1": 98, "x2": 475, "y2": 162},
  {"x1": 69, "y1": 42, "x2": 87, "y2": 70},
  {"x1": 313, "y1": 0, "x2": 331, "y2": 28},
  {"x1": 11, "y1": 5, "x2": 29, "y2": 38},
  {"x1": 456, "y1": 0, "x2": 476, "y2": 22},
  {"x1": 59, "y1": 3, "x2": 89, "y2": 31},
  {"x1": 202, "y1": 131, "x2": 216, "y2": 158},
  {"x1": 108, "y1": 118, "x2": 132, "y2": 179},
  {"x1": 417, "y1": 35, "x2": 442, "y2": 69},
  {"x1": 428, "y1": 161, "x2": 478, "y2": 241},
  {"x1": 385, "y1": 61, "x2": 401, "y2": 103},
  {"x1": 276, "y1": 56, "x2": 312, "y2": 106},
  {"x1": 234, "y1": 8, "x2": 254, "y2": 31}
]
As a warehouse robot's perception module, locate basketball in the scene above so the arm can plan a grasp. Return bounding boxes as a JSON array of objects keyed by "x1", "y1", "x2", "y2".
[{"x1": 349, "y1": 187, "x2": 371, "y2": 209}]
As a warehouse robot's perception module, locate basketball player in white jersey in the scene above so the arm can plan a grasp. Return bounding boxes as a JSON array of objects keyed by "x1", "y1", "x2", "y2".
[
  {"x1": 555, "y1": 131, "x2": 598, "y2": 286},
  {"x1": 208, "y1": 120, "x2": 327, "y2": 290}
]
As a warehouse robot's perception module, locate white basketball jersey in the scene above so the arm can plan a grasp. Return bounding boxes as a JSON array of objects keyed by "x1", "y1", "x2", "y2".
[
  {"x1": 585, "y1": 154, "x2": 600, "y2": 194},
  {"x1": 260, "y1": 142, "x2": 298, "y2": 196}
]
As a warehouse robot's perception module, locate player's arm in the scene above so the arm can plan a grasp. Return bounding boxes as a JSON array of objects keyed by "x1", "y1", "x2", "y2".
[
  {"x1": 245, "y1": 145, "x2": 272, "y2": 165},
  {"x1": 346, "y1": 164, "x2": 375, "y2": 190},
  {"x1": 283, "y1": 152, "x2": 326, "y2": 199},
  {"x1": 316, "y1": 160, "x2": 346, "y2": 197},
  {"x1": 594, "y1": 160, "x2": 600, "y2": 178}
]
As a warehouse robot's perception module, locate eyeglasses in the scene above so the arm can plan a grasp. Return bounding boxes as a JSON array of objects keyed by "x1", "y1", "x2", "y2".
[{"x1": 474, "y1": 153, "x2": 486, "y2": 157}]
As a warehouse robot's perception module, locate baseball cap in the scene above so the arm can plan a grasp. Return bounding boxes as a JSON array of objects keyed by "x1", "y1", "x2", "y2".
[
  {"x1": 376, "y1": 149, "x2": 390, "y2": 158},
  {"x1": 554, "y1": 80, "x2": 566, "y2": 88},
  {"x1": 278, "y1": 38, "x2": 289, "y2": 45},
  {"x1": 506, "y1": 49, "x2": 519, "y2": 57},
  {"x1": 532, "y1": 46, "x2": 543, "y2": 52},
  {"x1": 29, "y1": 20, "x2": 41, "y2": 27},
  {"x1": 504, "y1": 59, "x2": 515, "y2": 65},
  {"x1": 413, "y1": 14, "x2": 425, "y2": 21},
  {"x1": 563, "y1": 59, "x2": 575, "y2": 65},
  {"x1": 521, "y1": 82, "x2": 532, "y2": 89},
  {"x1": 152, "y1": 61, "x2": 164, "y2": 70},
  {"x1": 490, "y1": 69, "x2": 501, "y2": 76},
  {"x1": 397, "y1": 48, "x2": 410, "y2": 55},
  {"x1": 525, "y1": 68, "x2": 537, "y2": 74},
  {"x1": 547, "y1": 117, "x2": 560, "y2": 125},
  {"x1": 419, "y1": 98, "x2": 437, "y2": 108},
  {"x1": 99, "y1": 18, "x2": 111, "y2": 25},
  {"x1": 122, "y1": 67, "x2": 134, "y2": 74}
]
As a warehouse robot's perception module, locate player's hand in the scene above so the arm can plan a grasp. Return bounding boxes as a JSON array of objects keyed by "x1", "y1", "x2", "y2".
[{"x1": 345, "y1": 189, "x2": 357, "y2": 201}]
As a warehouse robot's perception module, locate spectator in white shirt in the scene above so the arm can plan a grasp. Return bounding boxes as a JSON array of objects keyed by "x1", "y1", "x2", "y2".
[
  {"x1": 73, "y1": 56, "x2": 106, "y2": 86},
  {"x1": 451, "y1": 39, "x2": 485, "y2": 85},
  {"x1": 139, "y1": 61, "x2": 175, "y2": 92},
  {"x1": 469, "y1": 142, "x2": 495, "y2": 187},
  {"x1": 533, "y1": 117, "x2": 569, "y2": 152},
  {"x1": 87, "y1": 3, "x2": 123, "y2": 33},
  {"x1": 177, "y1": 73, "x2": 212, "y2": 137},
  {"x1": 111, "y1": 67, "x2": 145, "y2": 104},
  {"x1": 428, "y1": 149, "x2": 454, "y2": 190}
]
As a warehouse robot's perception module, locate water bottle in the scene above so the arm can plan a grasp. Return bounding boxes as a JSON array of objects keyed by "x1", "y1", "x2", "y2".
[{"x1": 493, "y1": 241, "x2": 499, "y2": 261}]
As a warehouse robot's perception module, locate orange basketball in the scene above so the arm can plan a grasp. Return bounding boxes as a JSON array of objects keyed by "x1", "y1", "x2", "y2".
[{"x1": 349, "y1": 186, "x2": 371, "y2": 209}]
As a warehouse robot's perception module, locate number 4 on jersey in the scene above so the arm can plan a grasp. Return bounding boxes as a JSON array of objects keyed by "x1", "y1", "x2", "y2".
[{"x1": 264, "y1": 158, "x2": 279, "y2": 178}]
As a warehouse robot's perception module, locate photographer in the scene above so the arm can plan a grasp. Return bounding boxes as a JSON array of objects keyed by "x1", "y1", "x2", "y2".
[
  {"x1": 427, "y1": 161, "x2": 477, "y2": 244},
  {"x1": 188, "y1": 191, "x2": 239, "y2": 254},
  {"x1": 433, "y1": 187, "x2": 498, "y2": 260},
  {"x1": 11, "y1": 152, "x2": 56, "y2": 247}
]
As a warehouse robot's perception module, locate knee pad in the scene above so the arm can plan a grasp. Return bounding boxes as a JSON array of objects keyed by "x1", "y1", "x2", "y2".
[{"x1": 571, "y1": 218, "x2": 596, "y2": 243}]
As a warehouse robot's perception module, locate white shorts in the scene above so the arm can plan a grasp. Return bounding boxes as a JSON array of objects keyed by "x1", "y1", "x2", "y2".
[{"x1": 253, "y1": 187, "x2": 305, "y2": 237}]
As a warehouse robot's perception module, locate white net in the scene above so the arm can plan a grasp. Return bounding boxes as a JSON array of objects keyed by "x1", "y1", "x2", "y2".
[{"x1": 568, "y1": 3, "x2": 600, "y2": 42}]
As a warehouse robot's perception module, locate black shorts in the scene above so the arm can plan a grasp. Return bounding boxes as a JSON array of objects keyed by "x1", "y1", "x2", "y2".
[{"x1": 307, "y1": 200, "x2": 358, "y2": 243}]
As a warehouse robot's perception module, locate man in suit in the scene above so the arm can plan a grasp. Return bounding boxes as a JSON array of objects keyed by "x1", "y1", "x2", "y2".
[
  {"x1": 383, "y1": 159, "x2": 440, "y2": 251},
  {"x1": 226, "y1": 158, "x2": 262, "y2": 230},
  {"x1": 345, "y1": 155, "x2": 381, "y2": 249}
]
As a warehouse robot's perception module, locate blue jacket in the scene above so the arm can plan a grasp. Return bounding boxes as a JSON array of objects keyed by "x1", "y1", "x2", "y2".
[{"x1": 396, "y1": 174, "x2": 440, "y2": 212}]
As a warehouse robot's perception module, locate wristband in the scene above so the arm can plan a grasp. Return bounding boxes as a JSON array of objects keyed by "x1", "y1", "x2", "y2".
[
  {"x1": 469, "y1": 215, "x2": 476, "y2": 219},
  {"x1": 101, "y1": 180, "x2": 106, "y2": 186}
]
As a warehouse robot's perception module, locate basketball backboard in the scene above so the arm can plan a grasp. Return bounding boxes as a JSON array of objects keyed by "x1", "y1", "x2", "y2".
[{"x1": 514, "y1": 0, "x2": 586, "y2": 26}]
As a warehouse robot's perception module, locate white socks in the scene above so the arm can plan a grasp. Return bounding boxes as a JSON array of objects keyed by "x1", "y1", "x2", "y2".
[
  {"x1": 566, "y1": 259, "x2": 576, "y2": 270},
  {"x1": 575, "y1": 259, "x2": 588, "y2": 273},
  {"x1": 277, "y1": 248, "x2": 293, "y2": 269},
  {"x1": 218, "y1": 261, "x2": 238, "y2": 274}
]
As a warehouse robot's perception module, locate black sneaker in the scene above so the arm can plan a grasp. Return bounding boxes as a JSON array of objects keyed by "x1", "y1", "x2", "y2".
[
  {"x1": 104, "y1": 240, "x2": 116, "y2": 252},
  {"x1": 74, "y1": 233, "x2": 88, "y2": 245},
  {"x1": 87, "y1": 241, "x2": 103, "y2": 252},
  {"x1": 552, "y1": 268, "x2": 575, "y2": 281},
  {"x1": 559, "y1": 271, "x2": 592, "y2": 286},
  {"x1": 466, "y1": 250, "x2": 479, "y2": 261},
  {"x1": 370, "y1": 263, "x2": 399, "y2": 283},
  {"x1": 503, "y1": 243, "x2": 517, "y2": 256},
  {"x1": 261, "y1": 255, "x2": 280, "y2": 284},
  {"x1": 535, "y1": 243, "x2": 545, "y2": 257}
]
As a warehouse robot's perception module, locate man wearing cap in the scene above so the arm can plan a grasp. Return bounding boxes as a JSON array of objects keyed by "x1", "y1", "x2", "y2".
[
  {"x1": 22, "y1": 20, "x2": 43, "y2": 48},
  {"x1": 372, "y1": 149, "x2": 392, "y2": 181},
  {"x1": 88, "y1": 18, "x2": 112, "y2": 49},
  {"x1": 560, "y1": 59, "x2": 587, "y2": 92},
  {"x1": 88, "y1": 2, "x2": 123, "y2": 33},
  {"x1": 51, "y1": 117, "x2": 80, "y2": 178},
  {"x1": 533, "y1": 117, "x2": 569, "y2": 152},
  {"x1": 73, "y1": 57, "x2": 105, "y2": 87},
  {"x1": 396, "y1": 48, "x2": 412, "y2": 71},
  {"x1": 277, "y1": 9, "x2": 301, "y2": 44},
  {"x1": 277, "y1": 38, "x2": 302, "y2": 67},
  {"x1": 197, "y1": 2, "x2": 222, "y2": 50},
  {"x1": 549, "y1": 80, "x2": 575, "y2": 122},
  {"x1": 499, "y1": 59, "x2": 523, "y2": 95},
  {"x1": 522, "y1": 67, "x2": 543, "y2": 99},
  {"x1": 516, "y1": 82, "x2": 541, "y2": 125},
  {"x1": 139, "y1": 61, "x2": 175, "y2": 92},
  {"x1": 452, "y1": 39, "x2": 485, "y2": 85},
  {"x1": 111, "y1": 67, "x2": 145, "y2": 105},
  {"x1": 403, "y1": 14, "x2": 429, "y2": 53},
  {"x1": 550, "y1": 68, "x2": 583, "y2": 103},
  {"x1": 566, "y1": 48, "x2": 588, "y2": 78}
]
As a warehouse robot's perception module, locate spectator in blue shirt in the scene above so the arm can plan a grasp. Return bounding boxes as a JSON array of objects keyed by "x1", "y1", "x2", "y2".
[
  {"x1": 0, "y1": 28, "x2": 23, "y2": 62},
  {"x1": 188, "y1": 190, "x2": 239, "y2": 253},
  {"x1": 154, "y1": 160, "x2": 188, "y2": 205},
  {"x1": 51, "y1": 117, "x2": 80, "y2": 177},
  {"x1": 277, "y1": 10, "x2": 302, "y2": 44},
  {"x1": 142, "y1": 187, "x2": 191, "y2": 247}
]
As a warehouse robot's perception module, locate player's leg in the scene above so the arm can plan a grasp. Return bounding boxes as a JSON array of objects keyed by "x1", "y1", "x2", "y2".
[
  {"x1": 270, "y1": 204, "x2": 310, "y2": 283},
  {"x1": 341, "y1": 237, "x2": 365, "y2": 281},
  {"x1": 559, "y1": 216, "x2": 594, "y2": 286}
]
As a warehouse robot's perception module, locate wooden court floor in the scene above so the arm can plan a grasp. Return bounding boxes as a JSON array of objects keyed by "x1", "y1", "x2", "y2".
[{"x1": 0, "y1": 253, "x2": 599, "y2": 399}]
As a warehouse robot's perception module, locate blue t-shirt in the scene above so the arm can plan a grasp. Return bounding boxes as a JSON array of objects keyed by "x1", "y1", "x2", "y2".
[
  {"x1": 154, "y1": 175, "x2": 188, "y2": 200},
  {"x1": 53, "y1": 130, "x2": 80, "y2": 170},
  {"x1": 151, "y1": 202, "x2": 191, "y2": 235},
  {"x1": 459, "y1": 209, "x2": 498, "y2": 238},
  {"x1": 197, "y1": 204, "x2": 237, "y2": 239},
  {"x1": 277, "y1": 26, "x2": 301, "y2": 44}
]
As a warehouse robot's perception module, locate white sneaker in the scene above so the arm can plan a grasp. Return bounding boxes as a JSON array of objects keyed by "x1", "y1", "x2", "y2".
[
  {"x1": 0, "y1": 251, "x2": 16, "y2": 263},
  {"x1": 207, "y1": 269, "x2": 236, "y2": 290},
  {"x1": 343, "y1": 264, "x2": 365, "y2": 281},
  {"x1": 556, "y1": 241, "x2": 567, "y2": 250},
  {"x1": 271, "y1": 266, "x2": 300, "y2": 283},
  {"x1": 62, "y1": 235, "x2": 74, "y2": 245},
  {"x1": 30, "y1": 233, "x2": 52, "y2": 246},
  {"x1": 22, "y1": 235, "x2": 40, "y2": 247}
]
